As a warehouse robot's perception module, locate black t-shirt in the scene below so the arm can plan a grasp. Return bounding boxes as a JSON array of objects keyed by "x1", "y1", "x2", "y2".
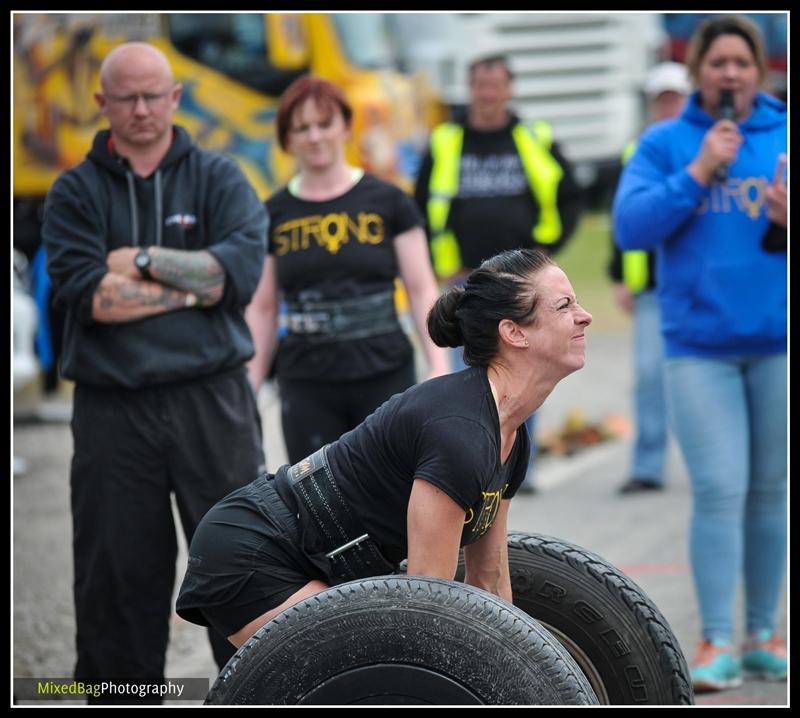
[
  {"x1": 284, "y1": 366, "x2": 529, "y2": 556},
  {"x1": 450, "y1": 122, "x2": 537, "y2": 270},
  {"x1": 414, "y1": 116, "x2": 582, "y2": 269},
  {"x1": 266, "y1": 174, "x2": 423, "y2": 381}
]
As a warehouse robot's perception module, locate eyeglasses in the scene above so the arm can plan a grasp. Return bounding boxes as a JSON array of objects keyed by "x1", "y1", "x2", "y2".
[{"x1": 103, "y1": 90, "x2": 174, "y2": 112}]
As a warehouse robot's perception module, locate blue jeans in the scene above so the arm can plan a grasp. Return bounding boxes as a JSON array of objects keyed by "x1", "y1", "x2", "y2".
[
  {"x1": 631, "y1": 291, "x2": 668, "y2": 483},
  {"x1": 664, "y1": 353, "x2": 787, "y2": 642},
  {"x1": 451, "y1": 346, "x2": 536, "y2": 486}
]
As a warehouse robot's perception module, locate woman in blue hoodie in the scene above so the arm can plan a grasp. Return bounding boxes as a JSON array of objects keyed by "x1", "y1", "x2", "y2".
[{"x1": 613, "y1": 16, "x2": 786, "y2": 693}]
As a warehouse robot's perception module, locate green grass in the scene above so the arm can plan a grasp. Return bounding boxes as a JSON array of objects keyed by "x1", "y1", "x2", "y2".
[{"x1": 555, "y1": 211, "x2": 626, "y2": 332}]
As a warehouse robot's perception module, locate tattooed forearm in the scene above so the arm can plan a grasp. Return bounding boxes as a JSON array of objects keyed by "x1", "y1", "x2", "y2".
[
  {"x1": 148, "y1": 248, "x2": 225, "y2": 306},
  {"x1": 93, "y1": 273, "x2": 194, "y2": 323}
]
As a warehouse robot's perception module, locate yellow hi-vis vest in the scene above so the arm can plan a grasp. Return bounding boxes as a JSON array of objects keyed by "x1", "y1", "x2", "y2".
[
  {"x1": 619, "y1": 138, "x2": 649, "y2": 294},
  {"x1": 427, "y1": 120, "x2": 564, "y2": 279}
]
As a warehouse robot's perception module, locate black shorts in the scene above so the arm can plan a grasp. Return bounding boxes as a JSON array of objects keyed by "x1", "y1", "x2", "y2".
[{"x1": 176, "y1": 472, "x2": 327, "y2": 637}]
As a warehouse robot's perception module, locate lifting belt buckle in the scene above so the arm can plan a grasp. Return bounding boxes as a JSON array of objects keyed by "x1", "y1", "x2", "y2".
[{"x1": 289, "y1": 446, "x2": 395, "y2": 581}]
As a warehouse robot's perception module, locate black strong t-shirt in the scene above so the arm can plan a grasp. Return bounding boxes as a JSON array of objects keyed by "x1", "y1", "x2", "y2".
[
  {"x1": 266, "y1": 173, "x2": 423, "y2": 381},
  {"x1": 311, "y1": 366, "x2": 530, "y2": 556}
]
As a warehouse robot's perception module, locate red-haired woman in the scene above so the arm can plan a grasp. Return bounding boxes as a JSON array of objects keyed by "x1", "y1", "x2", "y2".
[{"x1": 246, "y1": 75, "x2": 449, "y2": 464}]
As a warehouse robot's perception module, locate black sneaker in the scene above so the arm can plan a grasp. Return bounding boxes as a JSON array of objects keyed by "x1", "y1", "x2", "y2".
[{"x1": 618, "y1": 478, "x2": 663, "y2": 494}]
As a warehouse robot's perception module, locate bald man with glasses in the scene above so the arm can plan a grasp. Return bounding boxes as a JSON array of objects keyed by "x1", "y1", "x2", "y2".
[{"x1": 43, "y1": 42, "x2": 268, "y2": 703}]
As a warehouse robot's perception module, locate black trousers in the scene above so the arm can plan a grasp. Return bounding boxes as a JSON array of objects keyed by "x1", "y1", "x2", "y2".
[
  {"x1": 277, "y1": 359, "x2": 416, "y2": 464},
  {"x1": 70, "y1": 367, "x2": 264, "y2": 703}
]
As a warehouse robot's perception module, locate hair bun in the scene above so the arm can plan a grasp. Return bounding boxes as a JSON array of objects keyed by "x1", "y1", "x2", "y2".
[{"x1": 427, "y1": 286, "x2": 464, "y2": 348}]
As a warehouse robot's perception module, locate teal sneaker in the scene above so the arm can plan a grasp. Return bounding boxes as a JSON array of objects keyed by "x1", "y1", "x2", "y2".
[
  {"x1": 690, "y1": 639, "x2": 743, "y2": 692},
  {"x1": 742, "y1": 630, "x2": 787, "y2": 681}
]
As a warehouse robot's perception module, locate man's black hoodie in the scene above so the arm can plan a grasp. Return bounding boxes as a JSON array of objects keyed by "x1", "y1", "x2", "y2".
[{"x1": 43, "y1": 126, "x2": 267, "y2": 389}]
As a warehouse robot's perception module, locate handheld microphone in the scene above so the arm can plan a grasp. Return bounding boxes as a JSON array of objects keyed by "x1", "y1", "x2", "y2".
[{"x1": 714, "y1": 90, "x2": 736, "y2": 183}]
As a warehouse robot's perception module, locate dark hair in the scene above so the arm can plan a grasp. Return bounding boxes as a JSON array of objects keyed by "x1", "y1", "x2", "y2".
[
  {"x1": 275, "y1": 74, "x2": 353, "y2": 151},
  {"x1": 469, "y1": 54, "x2": 514, "y2": 82},
  {"x1": 685, "y1": 15, "x2": 767, "y2": 86},
  {"x1": 427, "y1": 248, "x2": 555, "y2": 367}
]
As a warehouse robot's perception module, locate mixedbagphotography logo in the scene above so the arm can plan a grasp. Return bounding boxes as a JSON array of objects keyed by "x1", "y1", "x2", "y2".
[{"x1": 14, "y1": 678, "x2": 210, "y2": 702}]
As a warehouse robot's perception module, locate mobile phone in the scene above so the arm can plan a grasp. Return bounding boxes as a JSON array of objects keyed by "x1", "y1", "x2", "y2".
[{"x1": 774, "y1": 153, "x2": 787, "y2": 187}]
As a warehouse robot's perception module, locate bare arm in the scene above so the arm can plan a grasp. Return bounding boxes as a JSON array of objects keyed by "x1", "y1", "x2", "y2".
[
  {"x1": 612, "y1": 283, "x2": 634, "y2": 314},
  {"x1": 106, "y1": 246, "x2": 226, "y2": 306},
  {"x1": 462, "y1": 500, "x2": 512, "y2": 603},
  {"x1": 394, "y1": 227, "x2": 451, "y2": 378},
  {"x1": 244, "y1": 255, "x2": 280, "y2": 391},
  {"x1": 92, "y1": 272, "x2": 196, "y2": 324},
  {"x1": 406, "y1": 478, "x2": 465, "y2": 580}
]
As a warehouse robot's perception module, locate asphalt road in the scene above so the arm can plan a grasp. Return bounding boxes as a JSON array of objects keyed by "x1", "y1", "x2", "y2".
[{"x1": 12, "y1": 329, "x2": 787, "y2": 706}]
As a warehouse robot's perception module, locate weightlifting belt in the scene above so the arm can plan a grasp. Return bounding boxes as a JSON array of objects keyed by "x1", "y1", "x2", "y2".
[
  {"x1": 284, "y1": 290, "x2": 400, "y2": 342},
  {"x1": 288, "y1": 446, "x2": 396, "y2": 581}
]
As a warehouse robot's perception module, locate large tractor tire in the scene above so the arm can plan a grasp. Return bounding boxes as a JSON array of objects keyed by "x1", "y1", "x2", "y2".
[
  {"x1": 206, "y1": 575, "x2": 598, "y2": 705},
  {"x1": 454, "y1": 532, "x2": 694, "y2": 705}
]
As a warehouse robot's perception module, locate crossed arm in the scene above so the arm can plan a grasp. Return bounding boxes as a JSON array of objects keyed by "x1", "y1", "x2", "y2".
[{"x1": 93, "y1": 246, "x2": 225, "y2": 323}]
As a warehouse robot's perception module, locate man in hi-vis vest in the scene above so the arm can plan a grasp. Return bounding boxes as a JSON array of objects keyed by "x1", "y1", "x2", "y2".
[
  {"x1": 415, "y1": 54, "x2": 582, "y2": 493},
  {"x1": 608, "y1": 61, "x2": 690, "y2": 495}
]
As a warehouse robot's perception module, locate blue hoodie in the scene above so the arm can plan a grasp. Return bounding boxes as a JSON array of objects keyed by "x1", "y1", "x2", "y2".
[{"x1": 613, "y1": 91, "x2": 786, "y2": 358}]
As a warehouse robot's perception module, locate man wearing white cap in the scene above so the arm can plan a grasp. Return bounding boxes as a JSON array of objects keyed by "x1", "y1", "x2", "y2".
[
  {"x1": 609, "y1": 62, "x2": 690, "y2": 494},
  {"x1": 643, "y1": 61, "x2": 692, "y2": 124}
]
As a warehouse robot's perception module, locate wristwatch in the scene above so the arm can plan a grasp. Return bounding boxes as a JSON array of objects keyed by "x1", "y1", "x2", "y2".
[{"x1": 134, "y1": 248, "x2": 152, "y2": 280}]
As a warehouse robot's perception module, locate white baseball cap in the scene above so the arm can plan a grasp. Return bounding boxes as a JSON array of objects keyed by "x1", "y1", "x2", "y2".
[{"x1": 643, "y1": 62, "x2": 691, "y2": 98}]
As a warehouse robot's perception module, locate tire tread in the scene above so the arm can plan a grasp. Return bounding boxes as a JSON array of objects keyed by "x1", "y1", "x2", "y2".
[
  {"x1": 207, "y1": 575, "x2": 598, "y2": 705},
  {"x1": 508, "y1": 532, "x2": 693, "y2": 705}
]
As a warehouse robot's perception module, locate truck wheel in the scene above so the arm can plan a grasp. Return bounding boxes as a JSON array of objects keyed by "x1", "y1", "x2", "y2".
[
  {"x1": 454, "y1": 533, "x2": 694, "y2": 705},
  {"x1": 206, "y1": 575, "x2": 598, "y2": 705}
]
